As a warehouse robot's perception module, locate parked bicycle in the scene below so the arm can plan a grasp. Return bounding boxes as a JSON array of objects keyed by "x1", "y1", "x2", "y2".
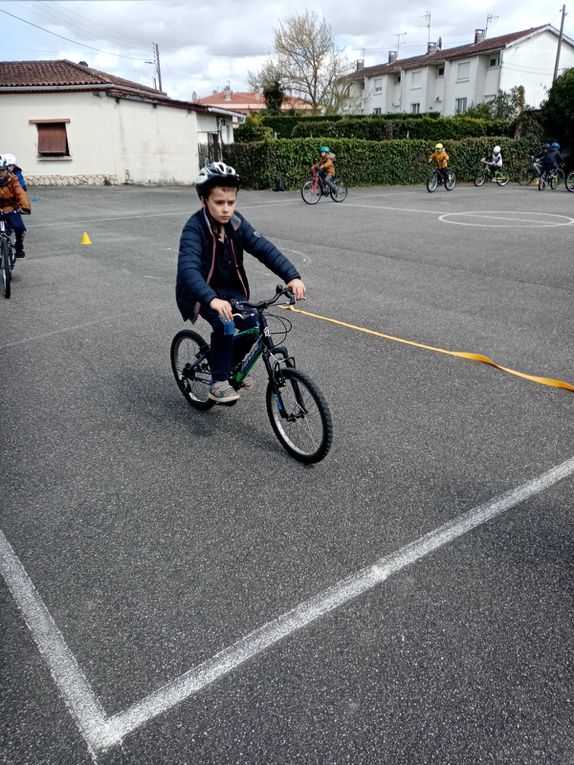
[
  {"x1": 426, "y1": 168, "x2": 456, "y2": 192},
  {"x1": 538, "y1": 166, "x2": 565, "y2": 191},
  {"x1": 301, "y1": 167, "x2": 348, "y2": 205},
  {"x1": 0, "y1": 211, "x2": 19, "y2": 299},
  {"x1": 473, "y1": 160, "x2": 510, "y2": 187},
  {"x1": 170, "y1": 285, "x2": 333, "y2": 463}
]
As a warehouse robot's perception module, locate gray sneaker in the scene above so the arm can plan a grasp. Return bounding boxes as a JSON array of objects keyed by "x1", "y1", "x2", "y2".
[{"x1": 208, "y1": 381, "x2": 240, "y2": 404}]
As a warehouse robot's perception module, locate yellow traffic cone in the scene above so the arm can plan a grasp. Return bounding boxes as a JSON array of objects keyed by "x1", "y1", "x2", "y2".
[{"x1": 81, "y1": 231, "x2": 92, "y2": 245}]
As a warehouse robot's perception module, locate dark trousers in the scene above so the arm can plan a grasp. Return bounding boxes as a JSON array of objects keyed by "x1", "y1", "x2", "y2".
[
  {"x1": 5, "y1": 211, "x2": 26, "y2": 253},
  {"x1": 199, "y1": 287, "x2": 258, "y2": 382}
]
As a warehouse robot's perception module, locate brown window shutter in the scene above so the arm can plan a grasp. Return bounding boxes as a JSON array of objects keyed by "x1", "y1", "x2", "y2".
[{"x1": 37, "y1": 123, "x2": 69, "y2": 155}]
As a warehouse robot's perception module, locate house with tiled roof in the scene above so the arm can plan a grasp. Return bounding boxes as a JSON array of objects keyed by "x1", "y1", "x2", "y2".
[
  {"x1": 0, "y1": 60, "x2": 241, "y2": 185},
  {"x1": 343, "y1": 25, "x2": 574, "y2": 116},
  {"x1": 195, "y1": 85, "x2": 313, "y2": 120}
]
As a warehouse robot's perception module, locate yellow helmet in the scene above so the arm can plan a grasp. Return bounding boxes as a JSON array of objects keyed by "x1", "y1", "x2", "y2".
[{"x1": 435, "y1": 142, "x2": 444, "y2": 150}]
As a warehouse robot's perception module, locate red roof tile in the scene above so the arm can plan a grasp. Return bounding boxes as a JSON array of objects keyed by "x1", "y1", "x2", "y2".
[{"x1": 0, "y1": 59, "x2": 166, "y2": 97}]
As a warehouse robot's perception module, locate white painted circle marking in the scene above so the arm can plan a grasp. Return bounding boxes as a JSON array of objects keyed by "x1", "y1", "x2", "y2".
[{"x1": 438, "y1": 211, "x2": 574, "y2": 228}]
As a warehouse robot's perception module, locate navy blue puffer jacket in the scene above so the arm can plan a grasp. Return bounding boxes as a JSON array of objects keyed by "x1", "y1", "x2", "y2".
[{"x1": 176, "y1": 208, "x2": 300, "y2": 321}]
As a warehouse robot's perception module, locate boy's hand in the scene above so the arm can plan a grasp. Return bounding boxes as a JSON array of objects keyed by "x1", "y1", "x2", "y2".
[
  {"x1": 209, "y1": 297, "x2": 233, "y2": 320},
  {"x1": 287, "y1": 278, "x2": 306, "y2": 301}
]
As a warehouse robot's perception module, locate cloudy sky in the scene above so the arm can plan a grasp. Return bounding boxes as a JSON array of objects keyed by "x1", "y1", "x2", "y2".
[{"x1": 2, "y1": 0, "x2": 572, "y2": 100}]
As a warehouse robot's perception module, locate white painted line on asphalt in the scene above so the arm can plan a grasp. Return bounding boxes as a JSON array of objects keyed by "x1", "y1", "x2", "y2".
[
  {"x1": 102, "y1": 454, "x2": 574, "y2": 749},
  {"x1": 3, "y1": 457, "x2": 573, "y2": 754},
  {"x1": 0, "y1": 530, "x2": 116, "y2": 758},
  {"x1": 439, "y1": 211, "x2": 574, "y2": 228}
]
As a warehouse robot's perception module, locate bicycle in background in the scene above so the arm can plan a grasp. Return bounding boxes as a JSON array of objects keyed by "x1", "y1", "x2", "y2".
[
  {"x1": 426, "y1": 167, "x2": 456, "y2": 192},
  {"x1": 538, "y1": 165, "x2": 565, "y2": 191},
  {"x1": 517, "y1": 156, "x2": 543, "y2": 186},
  {"x1": 301, "y1": 167, "x2": 348, "y2": 205},
  {"x1": 0, "y1": 212, "x2": 17, "y2": 299},
  {"x1": 171, "y1": 285, "x2": 333, "y2": 464},
  {"x1": 473, "y1": 160, "x2": 510, "y2": 187}
]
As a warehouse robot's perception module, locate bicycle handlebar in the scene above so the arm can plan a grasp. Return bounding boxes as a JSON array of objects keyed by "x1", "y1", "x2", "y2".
[{"x1": 230, "y1": 285, "x2": 296, "y2": 315}]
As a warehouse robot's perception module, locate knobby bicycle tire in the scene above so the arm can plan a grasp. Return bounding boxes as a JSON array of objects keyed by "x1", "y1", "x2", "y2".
[
  {"x1": 473, "y1": 170, "x2": 487, "y2": 187},
  {"x1": 445, "y1": 170, "x2": 456, "y2": 191},
  {"x1": 170, "y1": 329, "x2": 215, "y2": 410},
  {"x1": 301, "y1": 180, "x2": 321, "y2": 205},
  {"x1": 265, "y1": 368, "x2": 332, "y2": 463},
  {"x1": 1, "y1": 239, "x2": 11, "y2": 299},
  {"x1": 517, "y1": 167, "x2": 535, "y2": 186},
  {"x1": 426, "y1": 172, "x2": 438, "y2": 193}
]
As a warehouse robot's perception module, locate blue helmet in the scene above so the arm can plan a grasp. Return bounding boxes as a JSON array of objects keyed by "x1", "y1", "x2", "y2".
[
  {"x1": 551, "y1": 141, "x2": 561, "y2": 149},
  {"x1": 320, "y1": 145, "x2": 330, "y2": 153}
]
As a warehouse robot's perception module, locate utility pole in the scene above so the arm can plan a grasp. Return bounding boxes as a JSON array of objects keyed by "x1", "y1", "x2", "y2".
[
  {"x1": 553, "y1": 4, "x2": 566, "y2": 83},
  {"x1": 153, "y1": 42, "x2": 163, "y2": 92}
]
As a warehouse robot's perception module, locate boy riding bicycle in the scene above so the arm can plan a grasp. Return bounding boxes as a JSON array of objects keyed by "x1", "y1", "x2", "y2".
[
  {"x1": 0, "y1": 155, "x2": 31, "y2": 256},
  {"x1": 429, "y1": 142, "x2": 449, "y2": 184},
  {"x1": 314, "y1": 146, "x2": 337, "y2": 194},
  {"x1": 176, "y1": 162, "x2": 305, "y2": 404}
]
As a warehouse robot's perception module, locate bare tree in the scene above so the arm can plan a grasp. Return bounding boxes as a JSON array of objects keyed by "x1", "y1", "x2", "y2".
[{"x1": 249, "y1": 11, "x2": 349, "y2": 114}]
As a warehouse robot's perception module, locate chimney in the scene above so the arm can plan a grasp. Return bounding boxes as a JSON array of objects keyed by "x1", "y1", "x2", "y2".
[
  {"x1": 474, "y1": 28, "x2": 486, "y2": 43},
  {"x1": 355, "y1": 59, "x2": 364, "y2": 71},
  {"x1": 427, "y1": 41, "x2": 437, "y2": 54},
  {"x1": 388, "y1": 50, "x2": 397, "y2": 63}
]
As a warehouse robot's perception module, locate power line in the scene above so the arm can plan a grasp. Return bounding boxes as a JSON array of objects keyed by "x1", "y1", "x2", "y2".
[{"x1": 0, "y1": 6, "x2": 150, "y2": 62}]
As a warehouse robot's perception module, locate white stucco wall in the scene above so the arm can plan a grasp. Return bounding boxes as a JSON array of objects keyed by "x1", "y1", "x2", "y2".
[{"x1": 0, "y1": 90, "x2": 221, "y2": 185}]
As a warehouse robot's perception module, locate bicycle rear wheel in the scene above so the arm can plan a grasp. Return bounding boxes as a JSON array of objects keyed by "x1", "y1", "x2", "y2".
[
  {"x1": 330, "y1": 177, "x2": 348, "y2": 202},
  {"x1": 301, "y1": 180, "x2": 321, "y2": 205},
  {"x1": 170, "y1": 329, "x2": 215, "y2": 410},
  {"x1": 495, "y1": 169, "x2": 510, "y2": 187},
  {"x1": 1, "y1": 239, "x2": 11, "y2": 299},
  {"x1": 266, "y1": 368, "x2": 332, "y2": 463},
  {"x1": 426, "y1": 171, "x2": 438, "y2": 193},
  {"x1": 445, "y1": 170, "x2": 456, "y2": 191}
]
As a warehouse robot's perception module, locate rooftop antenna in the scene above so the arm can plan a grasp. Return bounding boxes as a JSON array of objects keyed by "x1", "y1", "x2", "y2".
[
  {"x1": 422, "y1": 11, "x2": 431, "y2": 44},
  {"x1": 393, "y1": 32, "x2": 407, "y2": 57},
  {"x1": 485, "y1": 13, "x2": 498, "y2": 36}
]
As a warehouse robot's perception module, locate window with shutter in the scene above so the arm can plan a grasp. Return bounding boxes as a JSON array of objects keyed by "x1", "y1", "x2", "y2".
[{"x1": 30, "y1": 121, "x2": 71, "y2": 157}]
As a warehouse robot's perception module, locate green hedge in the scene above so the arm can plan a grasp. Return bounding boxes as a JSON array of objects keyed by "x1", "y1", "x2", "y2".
[
  {"x1": 291, "y1": 115, "x2": 511, "y2": 140},
  {"x1": 223, "y1": 135, "x2": 540, "y2": 189}
]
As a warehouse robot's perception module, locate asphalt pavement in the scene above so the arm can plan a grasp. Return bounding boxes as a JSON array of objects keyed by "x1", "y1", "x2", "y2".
[{"x1": 2, "y1": 180, "x2": 574, "y2": 764}]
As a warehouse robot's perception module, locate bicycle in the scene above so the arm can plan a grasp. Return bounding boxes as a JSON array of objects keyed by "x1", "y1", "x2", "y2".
[
  {"x1": 301, "y1": 167, "x2": 348, "y2": 205},
  {"x1": 426, "y1": 167, "x2": 456, "y2": 192},
  {"x1": 170, "y1": 285, "x2": 333, "y2": 464},
  {"x1": 517, "y1": 156, "x2": 543, "y2": 186},
  {"x1": 538, "y1": 166, "x2": 565, "y2": 191},
  {"x1": 0, "y1": 211, "x2": 17, "y2": 299},
  {"x1": 473, "y1": 160, "x2": 510, "y2": 187}
]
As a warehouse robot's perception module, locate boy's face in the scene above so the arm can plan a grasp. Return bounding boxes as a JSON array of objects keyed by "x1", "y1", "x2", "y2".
[{"x1": 202, "y1": 186, "x2": 237, "y2": 224}]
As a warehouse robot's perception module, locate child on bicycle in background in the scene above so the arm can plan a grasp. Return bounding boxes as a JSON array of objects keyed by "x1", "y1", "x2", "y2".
[
  {"x1": 429, "y1": 142, "x2": 449, "y2": 184},
  {"x1": 315, "y1": 146, "x2": 337, "y2": 194},
  {"x1": 482, "y1": 145, "x2": 503, "y2": 170},
  {"x1": 540, "y1": 141, "x2": 564, "y2": 179},
  {"x1": 0, "y1": 155, "x2": 31, "y2": 257},
  {"x1": 176, "y1": 162, "x2": 305, "y2": 404}
]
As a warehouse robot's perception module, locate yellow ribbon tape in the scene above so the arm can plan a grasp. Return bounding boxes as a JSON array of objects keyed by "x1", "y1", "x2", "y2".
[{"x1": 285, "y1": 306, "x2": 574, "y2": 392}]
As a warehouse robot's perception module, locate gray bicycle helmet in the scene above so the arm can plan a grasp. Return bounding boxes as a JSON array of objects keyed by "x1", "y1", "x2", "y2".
[{"x1": 195, "y1": 162, "x2": 240, "y2": 198}]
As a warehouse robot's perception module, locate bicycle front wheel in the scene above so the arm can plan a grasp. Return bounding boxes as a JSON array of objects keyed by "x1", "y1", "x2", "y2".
[
  {"x1": 550, "y1": 168, "x2": 565, "y2": 190},
  {"x1": 426, "y1": 171, "x2": 438, "y2": 193},
  {"x1": 330, "y1": 177, "x2": 348, "y2": 202},
  {"x1": 445, "y1": 170, "x2": 456, "y2": 191},
  {"x1": 266, "y1": 368, "x2": 332, "y2": 464},
  {"x1": 565, "y1": 171, "x2": 574, "y2": 192},
  {"x1": 473, "y1": 169, "x2": 487, "y2": 187},
  {"x1": 301, "y1": 180, "x2": 321, "y2": 205},
  {"x1": 170, "y1": 329, "x2": 215, "y2": 410},
  {"x1": 518, "y1": 166, "x2": 535, "y2": 186},
  {"x1": 1, "y1": 240, "x2": 11, "y2": 299}
]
